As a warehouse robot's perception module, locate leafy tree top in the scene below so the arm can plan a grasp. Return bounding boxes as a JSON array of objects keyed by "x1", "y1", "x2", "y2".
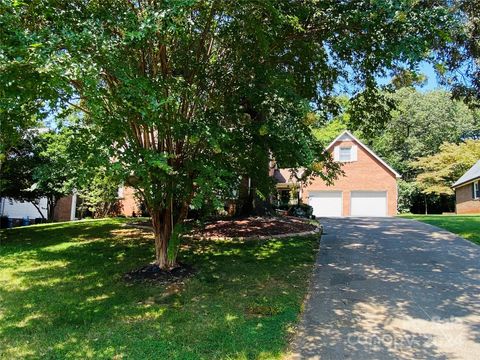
[{"x1": 412, "y1": 140, "x2": 480, "y2": 195}]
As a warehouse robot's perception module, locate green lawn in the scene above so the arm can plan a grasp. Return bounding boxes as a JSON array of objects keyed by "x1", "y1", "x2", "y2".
[
  {"x1": 400, "y1": 214, "x2": 480, "y2": 245},
  {"x1": 0, "y1": 219, "x2": 318, "y2": 359}
]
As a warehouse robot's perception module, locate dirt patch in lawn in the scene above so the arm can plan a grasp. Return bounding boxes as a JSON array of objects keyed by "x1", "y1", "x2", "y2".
[
  {"x1": 124, "y1": 263, "x2": 195, "y2": 284},
  {"x1": 191, "y1": 216, "x2": 317, "y2": 238}
]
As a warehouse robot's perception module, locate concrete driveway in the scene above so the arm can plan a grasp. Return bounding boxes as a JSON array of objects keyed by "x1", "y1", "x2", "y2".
[{"x1": 290, "y1": 217, "x2": 480, "y2": 360}]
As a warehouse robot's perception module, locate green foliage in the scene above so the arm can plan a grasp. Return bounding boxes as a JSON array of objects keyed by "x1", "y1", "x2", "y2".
[
  {"x1": 390, "y1": 69, "x2": 427, "y2": 89},
  {"x1": 397, "y1": 180, "x2": 422, "y2": 214},
  {"x1": 412, "y1": 140, "x2": 480, "y2": 195},
  {"x1": 312, "y1": 118, "x2": 348, "y2": 145},
  {"x1": 0, "y1": 130, "x2": 46, "y2": 216},
  {"x1": 34, "y1": 130, "x2": 76, "y2": 203},
  {"x1": 436, "y1": 0, "x2": 480, "y2": 107},
  {"x1": 354, "y1": 88, "x2": 479, "y2": 178},
  {"x1": 76, "y1": 168, "x2": 122, "y2": 218}
]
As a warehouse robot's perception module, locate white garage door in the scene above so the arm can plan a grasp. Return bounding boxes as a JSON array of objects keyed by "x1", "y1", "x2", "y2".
[
  {"x1": 309, "y1": 191, "x2": 343, "y2": 217},
  {"x1": 350, "y1": 191, "x2": 387, "y2": 217}
]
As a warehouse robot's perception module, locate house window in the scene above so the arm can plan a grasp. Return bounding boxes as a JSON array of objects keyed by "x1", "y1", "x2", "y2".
[
  {"x1": 474, "y1": 181, "x2": 480, "y2": 199},
  {"x1": 339, "y1": 147, "x2": 352, "y2": 162}
]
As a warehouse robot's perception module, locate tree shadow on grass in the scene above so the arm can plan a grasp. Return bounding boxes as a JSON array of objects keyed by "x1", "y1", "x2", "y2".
[{"x1": 0, "y1": 220, "x2": 318, "y2": 359}]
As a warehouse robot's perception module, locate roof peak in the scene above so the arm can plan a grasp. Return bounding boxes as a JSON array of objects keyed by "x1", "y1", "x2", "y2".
[{"x1": 326, "y1": 130, "x2": 401, "y2": 178}]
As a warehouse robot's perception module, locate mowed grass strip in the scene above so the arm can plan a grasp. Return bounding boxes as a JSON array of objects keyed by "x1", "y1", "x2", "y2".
[
  {"x1": 400, "y1": 214, "x2": 480, "y2": 245},
  {"x1": 0, "y1": 219, "x2": 318, "y2": 359}
]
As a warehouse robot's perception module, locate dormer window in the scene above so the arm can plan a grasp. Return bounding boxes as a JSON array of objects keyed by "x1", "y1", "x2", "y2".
[
  {"x1": 333, "y1": 143, "x2": 358, "y2": 162},
  {"x1": 339, "y1": 147, "x2": 352, "y2": 162}
]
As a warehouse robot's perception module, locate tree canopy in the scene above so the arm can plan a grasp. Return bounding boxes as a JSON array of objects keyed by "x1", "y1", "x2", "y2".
[
  {"x1": 364, "y1": 88, "x2": 479, "y2": 180},
  {"x1": 413, "y1": 140, "x2": 480, "y2": 195}
]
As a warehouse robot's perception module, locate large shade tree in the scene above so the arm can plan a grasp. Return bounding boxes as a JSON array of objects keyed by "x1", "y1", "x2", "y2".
[
  {"x1": 437, "y1": 0, "x2": 480, "y2": 107},
  {"x1": 1, "y1": 0, "x2": 469, "y2": 269},
  {"x1": 0, "y1": 130, "x2": 47, "y2": 218},
  {"x1": 361, "y1": 88, "x2": 479, "y2": 180}
]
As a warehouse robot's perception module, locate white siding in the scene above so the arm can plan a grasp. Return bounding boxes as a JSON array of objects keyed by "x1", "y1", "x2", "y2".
[{"x1": 0, "y1": 197, "x2": 47, "y2": 219}]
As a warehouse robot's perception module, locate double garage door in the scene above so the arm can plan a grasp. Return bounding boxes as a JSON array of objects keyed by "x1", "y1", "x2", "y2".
[{"x1": 309, "y1": 191, "x2": 388, "y2": 217}]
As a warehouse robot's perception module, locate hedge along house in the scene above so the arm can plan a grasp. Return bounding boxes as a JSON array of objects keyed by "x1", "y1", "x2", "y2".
[
  {"x1": 452, "y1": 160, "x2": 480, "y2": 214},
  {"x1": 274, "y1": 131, "x2": 401, "y2": 217}
]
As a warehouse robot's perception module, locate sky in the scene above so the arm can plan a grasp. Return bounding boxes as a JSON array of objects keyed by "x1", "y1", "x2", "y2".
[{"x1": 376, "y1": 61, "x2": 442, "y2": 92}]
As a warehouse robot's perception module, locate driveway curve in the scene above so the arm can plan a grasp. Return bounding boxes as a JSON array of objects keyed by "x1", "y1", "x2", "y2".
[{"x1": 290, "y1": 217, "x2": 480, "y2": 360}]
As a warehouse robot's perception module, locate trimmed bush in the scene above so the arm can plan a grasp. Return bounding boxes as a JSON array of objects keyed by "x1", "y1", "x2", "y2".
[{"x1": 287, "y1": 204, "x2": 313, "y2": 218}]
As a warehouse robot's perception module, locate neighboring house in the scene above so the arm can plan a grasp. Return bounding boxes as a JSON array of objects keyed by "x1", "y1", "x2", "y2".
[
  {"x1": 0, "y1": 189, "x2": 138, "y2": 226},
  {"x1": 117, "y1": 186, "x2": 141, "y2": 217},
  {"x1": 0, "y1": 194, "x2": 77, "y2": 225},
  {"x1": 274, "y1": 130, "x2": 401, "y2": 217},
  {"x1": 0, "y1": 197, "x2": 48, "y2": 220},
  {"x1": 452, "y1": 160, "x2": 480, "y2": 214}
]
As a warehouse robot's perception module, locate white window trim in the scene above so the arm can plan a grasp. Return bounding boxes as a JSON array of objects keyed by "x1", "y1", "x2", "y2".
[{"x1": 474, "y1": 181, "x2": 480, "y2": 200}]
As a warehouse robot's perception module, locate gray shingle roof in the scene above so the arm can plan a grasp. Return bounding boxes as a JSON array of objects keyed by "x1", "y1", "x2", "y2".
[{"x1": 452, "y1": 160, "x2": 480, "y2": 188}]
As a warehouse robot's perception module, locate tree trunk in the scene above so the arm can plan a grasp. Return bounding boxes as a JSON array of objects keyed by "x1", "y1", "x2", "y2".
[
  {"x1": 151, "y1": 207, "x2": 176, "y2": 269},
  {"x1": 236, "y1": 176, "x2": 253, "y2": 216},
  {"x1": 30, "y1": 201, "x2": 46, "y2": 220},
  {"x1": 47, "y1": 196, "x2": 58, "y2": 221},
  {"x1": 236, "y1": 175, "x2": 272, "y2": 216}
]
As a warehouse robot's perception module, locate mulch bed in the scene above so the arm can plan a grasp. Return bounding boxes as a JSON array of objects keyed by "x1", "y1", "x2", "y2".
[
  {"x1": 128, "y1": 216, "x2": 317, "y2": 239},
  {"x1": 124, "y1": 263, "x2": 195, "y2": 284},
  {"x1": 192, "y1": 216, "x2": 317, "y2": 238}
]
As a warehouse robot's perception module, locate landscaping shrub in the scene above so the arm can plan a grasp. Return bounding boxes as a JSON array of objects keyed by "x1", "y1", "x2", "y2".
[{"x1": 287, "y1": 204, "x2": 313, "y2": 218}]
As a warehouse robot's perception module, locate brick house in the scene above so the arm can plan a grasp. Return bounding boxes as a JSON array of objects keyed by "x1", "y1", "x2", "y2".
[
  {"x1": 274, "y1": 130, "x2": 401, "y2": 217},
  {"x1": 452, "y1": 160, "x2": 480, "y2": 214},
  {"x1": 46, "y1": 188, "x2": 140, "y2": 220},
  {"x1": 54, "y1": 189, "x2": 140, "y2": 220}
]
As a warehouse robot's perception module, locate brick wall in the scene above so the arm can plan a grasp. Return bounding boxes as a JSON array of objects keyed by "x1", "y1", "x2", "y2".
[
  {"x1": 302, "y1": 140, "x2": 398, "y2": 216},
  {"x1": 53, "y1": 196, "x2": 73, "y2": 221},
  {"x1": 455, "y1": 184, "x2": 480, "y2": 214},
  {"x1": 119, "y1": 187, "x2": 140, "y2": 217}
]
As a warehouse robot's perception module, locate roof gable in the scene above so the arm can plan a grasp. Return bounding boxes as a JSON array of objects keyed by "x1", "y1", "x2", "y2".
[
  {"x1": 452, "y1": 160, "x2": 480, "y2": 188},
  {"x1": 326, "y1": 130, "x2": 401, "y2": 178}
]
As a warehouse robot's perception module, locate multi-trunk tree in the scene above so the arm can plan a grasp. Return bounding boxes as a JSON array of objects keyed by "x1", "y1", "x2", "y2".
[{"x1": 1, "y1": 1, "x2": 471, "y2": 269}]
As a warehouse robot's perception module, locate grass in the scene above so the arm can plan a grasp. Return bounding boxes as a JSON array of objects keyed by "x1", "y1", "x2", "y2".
[
  {"x1": 400, "y1": 214, "x2": 480, "y2": 245},
  {"x1": 0, "y1": 218, "x2": 318, "y2": 359}
]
